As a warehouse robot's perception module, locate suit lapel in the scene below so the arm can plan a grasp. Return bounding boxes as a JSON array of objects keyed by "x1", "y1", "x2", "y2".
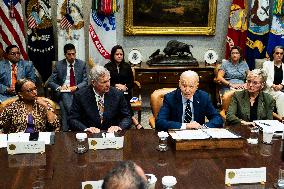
[
  {"x1": 16, "y1": 61, "x2": 24, "y2": 80},
  {"x1": 257, "y1": 92, "x2": 265, "y2": 120},
  {"x1": 176, "y1": 89, "x2": 183, "y2": 123},
  {"x1": 74, "y1": 59, "x2": 80, "y2": 84},
  {"x1": 62, "y1": 60, "x2": 67, "y2": 84},
  {"x1": 87, "y1": 86, "x2": 101, "y2": 125},
  {"x1": 193, "y1": 92, "x2": 200, "y2": 121},
  {"x1": 242, "y1": 91, "x2": 251, "y2": 120}
]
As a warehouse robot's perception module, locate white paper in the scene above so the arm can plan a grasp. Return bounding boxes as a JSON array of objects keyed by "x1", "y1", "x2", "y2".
[
  {"x1": 225, "y1": 167, "x2": 266, "y2": 184},
  {"x1": 0, "y1": 134, "x2": 7, "y2": 148},
  {"x1": 60, "y1": 89, "x2": 71, "y2": 93},
  {"x1": 203, "y1": 128, "x2": 240, "y2": 139},
  {"x1": 254, "y1": 120, "x2": 284, "y2": 132},
  {"x1": 38, "y1": 132, "x2": 51, "y2": 144},
  {"x1": 82, "y1": 180, "x2": 103, "y2": 189},
  {"x1": 8, "y1": 133, "x2": 30, "y2": 142},
  {"x1": 174, "y1": 130, "x2": 210, "y2": 140},
  {"x1": 105, "y1": 133, "x2": 115, "y2": 138}
]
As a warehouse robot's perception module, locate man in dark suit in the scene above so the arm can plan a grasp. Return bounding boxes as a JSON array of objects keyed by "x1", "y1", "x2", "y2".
[
  {"x1": 68, "y1": 65, "x2": 131, "y2": 133},
  {"x1": 48, "y1": 43, "x2": 87, "y2": 131},
  {"x1": 156, "y1": 70, "x2": 223, "y2": 131},
  {"x1": 0, "y1": 45, "x2": 35, "y2": 102}
]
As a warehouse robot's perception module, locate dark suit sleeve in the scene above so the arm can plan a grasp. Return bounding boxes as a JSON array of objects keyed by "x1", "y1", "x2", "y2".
[
  {"x1": 68, "y1": 93, "x2": 88, "y2": 131},
  {"x1": 226, "y1": 93, "x2": 241, "y2": 125},
  {"x1": 156, "y1": 95, "x2": 182, "y2": 131},
  {"x1": 77, "y1": 60, "x2": 88, "y2": 89},
  {"x1": 126, "y1": 65, "x2": 134, "y2": 90},
  {"x1": 48, "y1": 63, "x2": 61, "y2": 91},
  {"x1": 203, "y1": 94, "x2": 223, "y2": 128},
  {"x1": 117, "y1": 91, "x2": 132, "y2": 129}
]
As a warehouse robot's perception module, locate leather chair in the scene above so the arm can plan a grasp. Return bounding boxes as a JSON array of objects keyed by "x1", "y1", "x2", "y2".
[
  {"x1": 131, "y1": 67, "x2": 142, "y2": 123},
  {"x1": 220, "y1": 90, "x2": 282, "y2": 121},
  {"x1": 0, "y1": 96, "x2": 59, "y2": 115},
  {"x1": 149, "y1": 88, "x2": 175, "y2": 128}
]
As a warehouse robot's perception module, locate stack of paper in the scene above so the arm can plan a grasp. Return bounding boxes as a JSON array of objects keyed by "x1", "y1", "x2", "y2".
[
  {"x1": 169, "y1": 128, "x2": 240, "y2": 140},
  {"x1": 254, "y1": 120, "x2": 284, "y2": 132}
]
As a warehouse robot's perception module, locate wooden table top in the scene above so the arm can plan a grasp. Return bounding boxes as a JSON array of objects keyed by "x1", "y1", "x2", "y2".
[{"x1": 0, "y1": 127, "x2": 282, "y2": 189}]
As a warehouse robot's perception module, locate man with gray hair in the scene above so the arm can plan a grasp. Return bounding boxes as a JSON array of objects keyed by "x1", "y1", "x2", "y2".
[
  {"x1": 102, "y1": 161, "x2": 147, "y2": 189},
  {"x1": 68, "y1": 65, "x2": 131, "y2": 133},
  {"x1": 156, "y1": 70, "x2": 223, "y2": 131}
]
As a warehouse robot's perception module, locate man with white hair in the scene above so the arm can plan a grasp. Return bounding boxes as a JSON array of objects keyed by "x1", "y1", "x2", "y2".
[
  {"x1": 68, "y1": 65, "x2": 131, "y2": 133},
  {"x1": 156, "y1": 70, "x2": 223, "y2": 131}
]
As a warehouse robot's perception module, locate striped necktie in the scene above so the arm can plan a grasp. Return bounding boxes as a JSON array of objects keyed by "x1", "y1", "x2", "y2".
[
  {"x1": 184, "y1": 100, "x2": 192, "y2": 123},
  {"x1": 98, "y1": 96, "x2": 104, "y2": 123}
]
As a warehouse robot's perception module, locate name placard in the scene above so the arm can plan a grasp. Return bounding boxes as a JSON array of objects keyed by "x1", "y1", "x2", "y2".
[
  {"x1": 225, "y1": 167, "x2": 266, "y2": 185},
  {"x1": 88, "y1": 137, "x2": 124, "y2": 150},
  {"x1": 82, "y1": 180, "x2": 103, "y2": 189},
  {"x1": 7, "y1": 141, "x2": 45, "y2": 155}
]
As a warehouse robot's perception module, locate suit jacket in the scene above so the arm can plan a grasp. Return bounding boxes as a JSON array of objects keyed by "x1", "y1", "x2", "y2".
[
  {"x1": 104, "y1": 61, "x2": 134, "y2": 99},
  {"x1": 226, "y1": 90, "x2": 275, "y2": 125},
  {"x1": 156, "y1": 89, "x2": 223, "y2": 131},
  {"x1": 48, "y1": 59, "x2": 88, "y2": 92},
  {"x1": 263, "y1": 60, "x2": 284, "y2": 88},
  {"x1": 0, "y1": 60, "x2": 35, "y2": 99},
  {"x1": 68, "y1": 86, "x2": 132, "y2": 131}
]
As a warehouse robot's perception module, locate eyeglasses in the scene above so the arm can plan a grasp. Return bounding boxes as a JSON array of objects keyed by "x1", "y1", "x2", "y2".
[
  {"x1": 246, "y1": 80, "x2": 262, "y2": 86},
  {"x1": 22, "y1": 87, "x2": 37, "y2": 93},
  {"x1": 9, "y1": 52, "x2": 21, "y2": 56},
  {"x1": 275, "y1": 52, "x2": 284, "y2": 55}
]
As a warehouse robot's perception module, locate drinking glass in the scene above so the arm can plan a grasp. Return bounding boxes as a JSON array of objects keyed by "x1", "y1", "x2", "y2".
[
  {"x1": 157, "y1": 132, "x2": 169, "y2": 151},
  {"x1": 75, "y1": 133, "x2": 88, "y2": 154},
  {"x1": 247, "y1": 127, "x2": 259, "y2": 144}
]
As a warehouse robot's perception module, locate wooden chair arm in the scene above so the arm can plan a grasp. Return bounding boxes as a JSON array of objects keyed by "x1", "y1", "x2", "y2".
[
  {"x1": 273, "y1": 112, "x2": 283, "y2": 121},
  {"x1": 149, "y1": 116, "x2": 155, "y2": 128}
]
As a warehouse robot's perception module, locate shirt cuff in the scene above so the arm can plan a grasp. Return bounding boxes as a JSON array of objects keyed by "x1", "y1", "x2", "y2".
[{"x1": 181, "y1": 123, "x2": 187, "y2": 130}]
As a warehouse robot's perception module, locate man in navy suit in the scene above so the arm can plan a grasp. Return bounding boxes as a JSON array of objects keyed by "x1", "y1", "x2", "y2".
[
  {"x1": 156, "y1": 70, "x2": 223, "y2": 131},
  {"x1": 0, "y1": 45, "x2": 35, "y2": 102},
  {"x1": 48, "y1": 43, "x2": 88, "y2": 131},
  {"x1": 68, "y1": 65, "x2": 131, "y2": 133}
]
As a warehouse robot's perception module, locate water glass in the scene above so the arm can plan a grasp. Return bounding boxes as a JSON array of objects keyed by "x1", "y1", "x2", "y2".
[
  {"x1": 75, "y1": 133, "x2": 88, "y2": 154},
  {"x1": 145, "y1": 174, "x2": 157, "y2": 189},
  {"x1": 157, "y1": 132, "x2": 169, "y2": 152},
  {"x1": 162, "y1": 176, "x2": 177, "y2": 189},
  {"x1": 247, "y1": 127, "x2": 259, "y2": 144},
  {"x1": 278, "y1": 167, "x2": 284, "y2": 187},
  {"x1": 262, "y1": 128, "x2": 274, "y2": 144}
]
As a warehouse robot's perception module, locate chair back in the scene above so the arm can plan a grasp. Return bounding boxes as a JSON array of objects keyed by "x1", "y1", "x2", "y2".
[
  {"x1": 149, "y1": 88, "x2": 175, "y2": 128},
  {"x1": 0, "y1": 97, "x2": 59, "y2": 114},
  {"x1": 219, "y1": 90, "x2": 235, "y2": 119}
]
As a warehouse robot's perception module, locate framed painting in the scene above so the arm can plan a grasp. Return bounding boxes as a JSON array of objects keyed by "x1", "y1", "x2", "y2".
[{"x1": 124, "y1": 0, "x2": 217, "y2": 35}]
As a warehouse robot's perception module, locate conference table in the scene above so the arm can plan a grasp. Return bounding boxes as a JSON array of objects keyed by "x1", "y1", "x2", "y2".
[{"x1": 0, "y1": 126, "x2": 282, "y2": 189}]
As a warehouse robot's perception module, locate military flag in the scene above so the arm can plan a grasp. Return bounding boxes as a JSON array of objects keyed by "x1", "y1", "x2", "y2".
[
  {"x1": 267, "y1": 0, "x2": 284, "y2": 57},
  {"x1": 225, "y1": 0, "x2": 248, "y2": 59},
  {"x1": 246, "y1": 0, "x2": 270, "y2": 70},
  {"x1": 57, "y1": 0, "x2": 85, "y2": 61}
]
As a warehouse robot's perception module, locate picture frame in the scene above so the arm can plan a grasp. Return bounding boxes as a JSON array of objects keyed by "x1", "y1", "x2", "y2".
[{"x1": 124, "y1": 0, "x2": 218, "y2": 35}]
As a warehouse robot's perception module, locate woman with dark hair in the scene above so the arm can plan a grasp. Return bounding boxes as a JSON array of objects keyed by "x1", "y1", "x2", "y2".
[
  {"x1": 0, "y1": 79, "x2": 60, "y2": 133},
  {"x1": 262, "y1": 46, "x2": 284, "y2": 117},
  {"x1": 217, "y1": 46, "x2": 249, "y2": 94},
  {"x1": 104, "y1": 45, "x2": 143, "y2": 129}
]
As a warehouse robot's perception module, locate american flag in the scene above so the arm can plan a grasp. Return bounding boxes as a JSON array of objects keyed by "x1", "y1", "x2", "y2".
[
  {"x1": 60, "y1": 14, "x2": 74, "y2": 29},
  {"x1": 27, "y1": 15, "x2": 37, "y2": 29},
  {"x1": 0, "y1": 0, "x2": 28, "y2": 59}
]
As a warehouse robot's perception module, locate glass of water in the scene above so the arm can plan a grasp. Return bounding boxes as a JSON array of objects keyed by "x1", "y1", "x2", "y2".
[
  {"x1": 75, "y1": 133, "x2": 88, "y2": 154},
  {"x1": 278, "y1": 166, "x2": 284, "y2": 188},
  {"x1": 157, "y1": 132, "x2": 169, "y2": 152}
]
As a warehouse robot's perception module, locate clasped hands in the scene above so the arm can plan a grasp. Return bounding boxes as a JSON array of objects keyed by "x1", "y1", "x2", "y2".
[
  {"x1": 59, "y1": 85, "x2": 77, "y2": 92},
  {"x1": 272, "y1": 84, "x2": 283, "y2": 91},
  {"x1": 185, "y1": 121, "x2": 205, "y2": 129},
  {"x1": 115, "y1": 84, "x2": 127, "y2": 92},
  {"x1": 86, "y1": 126, "x2": 122, "y2": 133}
]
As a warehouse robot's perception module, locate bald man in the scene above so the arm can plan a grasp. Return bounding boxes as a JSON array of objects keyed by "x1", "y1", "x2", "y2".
[{"x1": 156, "y1": 70, "x2": 223, "y2": 131}]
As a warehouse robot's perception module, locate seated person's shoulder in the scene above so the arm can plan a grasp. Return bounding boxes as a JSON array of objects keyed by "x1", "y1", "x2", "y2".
[{"x1": 262, "y1": 91, "x2": 274, "y2": 101}]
